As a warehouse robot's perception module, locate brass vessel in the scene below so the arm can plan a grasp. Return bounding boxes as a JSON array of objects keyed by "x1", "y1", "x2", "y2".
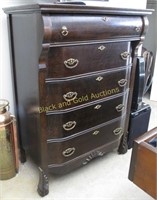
[{"x1": 0, "y1": 99, "x2": 19, "y2": 180}]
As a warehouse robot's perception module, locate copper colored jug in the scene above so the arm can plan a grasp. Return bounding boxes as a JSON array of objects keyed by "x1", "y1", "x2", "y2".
[{"x1": 0, "y1": 99, "x2": 19, "y2": 180}]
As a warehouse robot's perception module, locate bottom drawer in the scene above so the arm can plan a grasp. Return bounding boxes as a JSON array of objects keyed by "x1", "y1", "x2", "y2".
[
  {"x1": 48, "y1": 140, "x2": 120, "y2": 175},
  {"x1": 47, "y1": 118, "x2": 124, "y2": 165}
]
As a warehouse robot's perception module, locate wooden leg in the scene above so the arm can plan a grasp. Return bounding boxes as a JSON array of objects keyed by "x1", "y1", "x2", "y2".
[
  {"x1": 20, "y1": 148, "x2": 26, "y2": 163},
  {"x1": 118, "y1": 132, "x2": 128, "y2": 154},
  {"x1": 37, "y1": 168, "x2": 49, "y2": 197}
]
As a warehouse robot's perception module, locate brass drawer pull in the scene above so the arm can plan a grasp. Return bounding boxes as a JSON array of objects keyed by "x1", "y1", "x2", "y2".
[
  {"x1": 135, "y1": 27, "x2": 141, "y2": 32},
  {"x1": 64, "y1": 58, "x2": 79, "y2": 69},
  {"x1": 118, "y1": 79, "x2": 127, "y2": 87},
  {"x1": 62, "y1": 147, "x2": 75, "y2": 157},
  {"x1": 96, "y1": 76, "x2": 103, "y2": 82},
  {"x1": 98, "y1": 45, "x2": 106, "y2": 51},
  {"x1": 61, "y1": 26, "x2": 69, "y2": 36},
  {"x1": 63, "y1": 121, "x2": 76, "y2": 131},
  {"x1": 63, "y1": 91, "x2": 77, "y2": 102},
  {"x1": 113, "y1": 127, "x2": 123, "y2": 136},
  {"x1": 92, "y1": 130, "x2": 99, "y2": 136},
  {"x1": 116, "y1": 104, "x2": 124, "y2": 112},
  {"x1": 94, "y1": 105, "x2": 102, "y2": 110},
  {"x1": 121, "y1": 51, "x2": 130, "y2": 60}
]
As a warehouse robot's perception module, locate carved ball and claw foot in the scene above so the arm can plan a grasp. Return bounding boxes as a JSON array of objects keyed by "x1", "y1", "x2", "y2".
[{"x1": 37, "y1": 168, "x2": 49, "y2": 197}]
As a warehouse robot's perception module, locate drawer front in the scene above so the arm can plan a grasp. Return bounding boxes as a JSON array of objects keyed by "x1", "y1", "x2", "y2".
[
  {"x1": 43, "y1": 15, "x2": 143, "y2": 43},
  {"x1": 46, "y1": 93, "x2": 127, "y2": 139},
  {"x1": 47, "y1": 118, "x2": 124, "y2": 164},
  {"x1": 45, "y1": 67, "x2": 130, "y2": 110},
  {"x1": 46, "y1": 42, "x2": 131, "y2": 78}
]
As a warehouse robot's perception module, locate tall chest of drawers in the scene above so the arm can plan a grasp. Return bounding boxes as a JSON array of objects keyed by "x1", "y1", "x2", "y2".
[{"x1": 4, "y1": 4, "x2": 151, "y2": 196}]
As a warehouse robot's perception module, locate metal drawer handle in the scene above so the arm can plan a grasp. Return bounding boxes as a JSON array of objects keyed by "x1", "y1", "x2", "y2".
[
  {"x1": 94, "y1": 105, "x2": 102, "y2": 110},
  {"x1": 62, "y1": 147, "x2": 75, "y2": 157},
  {"x1": 64, "y1": 58, "x2": 79, "y2": 69},
  {"x1": 121, "y1": 51, "x2": 130, "y2": 60},
  {"x1": 92, "y1": 130, "x2": 99, "y2": 136},
  {"x1": 135, "y1": 27, "x2": 141, "y2": 32},
  {"x1": 116, "y1": 104, "x2": 125, "y2": 112},
  {"x1": 118, "y1": 79, "x2": 127, "y2": 87},
  {"x1": 63, "y1": 121, "x2": 76, "y2": 131},
  {"x1": 63, "y1": 91, "x2": 78, "y2": 102},
  {"x1": 98, "y1": 45, "x2": 106, "y2": 51},
  {"x1": 96, "y1": 76, "x2": 103, "y2": 82},
  {"x1": 113, "y1": 127, "x2": 123, "y2": 136},
  {"x1": 61, "y1": 26, "x2": 69, "y2": 36}
]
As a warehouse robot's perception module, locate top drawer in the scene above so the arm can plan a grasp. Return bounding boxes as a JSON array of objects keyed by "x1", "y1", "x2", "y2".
[{"x1": 43, "y1": 15, "x2": 143, "y2": 43}]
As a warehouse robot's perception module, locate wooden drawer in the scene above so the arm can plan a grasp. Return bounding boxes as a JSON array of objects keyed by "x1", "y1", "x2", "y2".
[
  {"x1": 48, "y1": 140, "x2": 120, "y2": 174},
  {"x1": 43, "y1": 15, "x2": 143, "y2": 43},
  {"x1": 45, "y1": 67, "x2": 130, "y2": 110},
  {"x1": 46, "y1": 93, "x2": 128, "y2": 139},
  {"x1": 129, "y1": 127, "x2": 157, "y2": 199},
  {"x1": 47, "y1": 118, "x2": 124, "y2": 164},
  {"x1": 46, "y1": 42, "x2": 131, "y2": 78}
]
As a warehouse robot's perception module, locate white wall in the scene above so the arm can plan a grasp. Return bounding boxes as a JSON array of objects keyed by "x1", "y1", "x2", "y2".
[
  {"x1": 148, "y1": 0, "x2": 157, "y2": 101},
  {"x1": 83, "y1": 0, "x2": 147, "y2": 9},
  {"x1": 0, "y1": 0, "x2": 148, "y2": 114},
  {"x1": 0, "y1": 5, "x2": 13, "y2": 112},
  {"x1": 150, "y1": 51, "x2": 157, "y2": 101},
  {"x1": 0, "y1": 0, "x2": 35, "y2": 114}
]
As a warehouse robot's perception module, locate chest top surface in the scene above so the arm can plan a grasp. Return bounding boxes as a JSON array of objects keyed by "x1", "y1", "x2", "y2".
[{"x1": 3, "y1": 3, "x2": 153, "y2": 15}]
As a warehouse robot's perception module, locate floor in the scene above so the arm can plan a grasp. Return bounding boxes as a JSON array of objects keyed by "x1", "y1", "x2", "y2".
[{"x1": 0, "y1": 97, "x2": 156, "y2": 200}]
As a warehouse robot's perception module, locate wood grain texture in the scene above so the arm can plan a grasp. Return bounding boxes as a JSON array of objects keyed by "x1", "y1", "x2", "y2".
[
  {"x1": 5, "y1": 4, "x2": 151, "y2": 196},
  {"x1": 129, "y1": 127, "x2": 157, "y2": 199}
]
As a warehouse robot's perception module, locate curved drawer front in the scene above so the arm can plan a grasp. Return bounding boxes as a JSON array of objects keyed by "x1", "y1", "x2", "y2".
[
  {"x1": 46, "y1": 93, "x2": 127, "y2": 139},
  {"x1": 43, "y1": 15, "x2": 143, "y2": 43},
  {"x1": 46, "y1": 42, "x2": 131, "y2": 78},
  {"x1": 45, "y1": 67, "x2": 130, "y2": 110},
  {"x1": 47, "y1": 118, "x2": 124, "y2": 164}
]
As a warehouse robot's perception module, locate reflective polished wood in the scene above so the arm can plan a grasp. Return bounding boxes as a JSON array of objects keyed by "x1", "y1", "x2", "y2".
[{"x1": 4, "y1": 3, "x2": 152, "y2": 196}]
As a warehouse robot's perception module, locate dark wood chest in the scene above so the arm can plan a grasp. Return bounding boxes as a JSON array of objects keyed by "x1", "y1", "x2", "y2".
[{"x1": 4, "y1": 3, "x2": 151, "y2": 196}]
